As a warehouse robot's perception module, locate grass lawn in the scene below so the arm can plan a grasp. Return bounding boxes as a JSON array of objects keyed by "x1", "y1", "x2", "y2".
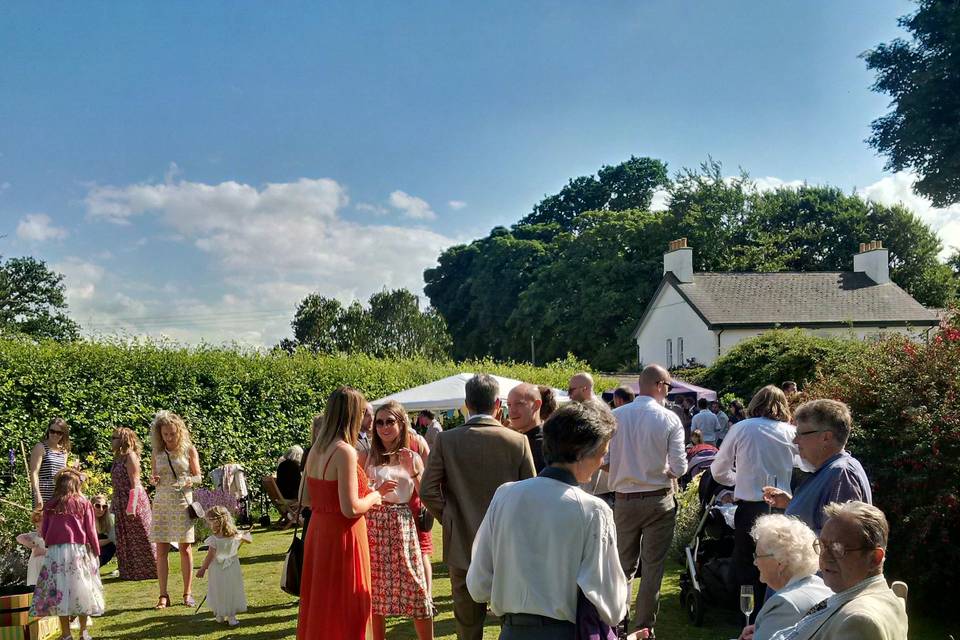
[{"x1": 92, "y1": 525, "x2": 952, "y2": 639}]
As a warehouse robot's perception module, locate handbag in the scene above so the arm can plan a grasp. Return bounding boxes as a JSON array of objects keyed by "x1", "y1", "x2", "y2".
[
  {"x1": 416, "y1": 505, "x2": 435, "y2": 533},
  {"x1": 280, "y1": 465, "x2": 307, "y2": 596},
  {"x1": 166, "y1": 452, "x2": 205, "y2": 521}
]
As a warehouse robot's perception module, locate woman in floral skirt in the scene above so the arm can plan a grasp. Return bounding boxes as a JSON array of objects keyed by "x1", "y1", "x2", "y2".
[{"x1": 110, "y1": 427, "x2": 157, "y2": 580}]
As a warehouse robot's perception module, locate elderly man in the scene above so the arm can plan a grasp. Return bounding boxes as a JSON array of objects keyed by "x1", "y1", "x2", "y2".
[
  {"x1": 507, "y1": 383, "x2": 546, "y2": 472},
  {"x1": 421, "y1": 374, "x2": 536, "y2": 640},
  {"x1": 609, "y1": 364, "x2": 687, "y2": 639},
  {"x1": 769, "y1": 501, "x2": 907, "y2": 640},
  {"x1": 567, "y1": 372, "x2": 595, "y2": 402}
]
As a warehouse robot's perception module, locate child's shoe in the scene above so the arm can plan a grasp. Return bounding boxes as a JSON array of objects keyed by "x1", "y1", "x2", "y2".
[{"x1": 228, "y1": 616, "x2": 239, "y2": 626}]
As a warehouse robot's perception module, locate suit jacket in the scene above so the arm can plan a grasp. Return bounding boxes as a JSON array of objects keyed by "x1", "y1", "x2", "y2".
[
  {"x1": 782, "y1": 575, "x2": 908, "y2": 640},
  {"x1": 420, "y1": 415, "x2": 536, "y2": 571},
  {"x1": 754, "y1": 575, "x2": 833, "y2": 640}
]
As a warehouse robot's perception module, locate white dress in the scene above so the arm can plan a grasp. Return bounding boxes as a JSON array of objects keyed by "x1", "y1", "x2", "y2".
[
  {"x1": 16, "y1": 532, "x2": 46, "y2": 585},
  {"x1": 205, "y1": 534, "x2": 248, "y2": 618}
]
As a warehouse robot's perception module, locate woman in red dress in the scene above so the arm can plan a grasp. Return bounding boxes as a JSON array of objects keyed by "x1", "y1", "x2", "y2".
[{"x1": 297, "y1": 387, "x2": 396, "y2": 640}]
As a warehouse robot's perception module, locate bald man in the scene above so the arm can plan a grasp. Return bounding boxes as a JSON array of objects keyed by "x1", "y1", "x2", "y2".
[
  {"x1": 567, "y1": 372, "x2": 595, "y2": 402},
  {"x1": 608, "y1": 364, "x2": 687, "y2": 638},
  {"x1": 507, "y1": 383, "x2": 546, "y2": 472}
]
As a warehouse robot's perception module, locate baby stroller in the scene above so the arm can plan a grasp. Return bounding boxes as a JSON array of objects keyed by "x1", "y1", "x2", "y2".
[
  {"x1": 678, "y1": 469, "x2": 738, "y2": 625},
  {"x1": 210, "y1": 463, "x2": 252, "y2": 527}
]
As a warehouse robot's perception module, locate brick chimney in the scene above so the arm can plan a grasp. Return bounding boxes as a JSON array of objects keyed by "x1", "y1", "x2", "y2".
[
  {"x1": 663, "y1": 238, "x2": 694, "y2": 283},
  {"x1": 853, "y1": 240, "x2": 890, "y2": 285}
]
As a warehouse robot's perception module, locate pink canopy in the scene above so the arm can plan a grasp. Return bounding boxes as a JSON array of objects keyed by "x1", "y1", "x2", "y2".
[{"x1": 605, "y1": 378, "x2": 717, "y2": 402}]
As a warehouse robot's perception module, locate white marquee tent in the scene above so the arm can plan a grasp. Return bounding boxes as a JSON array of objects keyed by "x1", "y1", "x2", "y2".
[{"x1": 370, "y1": 372, "x2": 569, "y2": 412}]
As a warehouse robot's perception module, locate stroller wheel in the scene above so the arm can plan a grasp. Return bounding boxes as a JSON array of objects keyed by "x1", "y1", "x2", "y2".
[{"x1": 686, "y1": 589, "x2": 705, "y2": 626}]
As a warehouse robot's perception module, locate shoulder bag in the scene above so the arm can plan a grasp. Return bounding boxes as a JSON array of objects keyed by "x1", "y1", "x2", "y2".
[{"x1": 280, "y1": 451, "x2": 311, "y2": 596}]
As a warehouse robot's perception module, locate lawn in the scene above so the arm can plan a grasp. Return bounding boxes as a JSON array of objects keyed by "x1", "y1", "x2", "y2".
[{"x1": 92, "y1": 526, "x2": 952, "y2": 639}]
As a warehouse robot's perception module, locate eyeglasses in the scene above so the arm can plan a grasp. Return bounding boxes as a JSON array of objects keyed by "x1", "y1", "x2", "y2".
[
  {"x1": 752, "y1": 551, "x2": 774, "y2": 560},
  {"x1": 93, "y1": 504, "x2": 108, "y2": 510},
  {"x1": 567, "y1": 385, "x2": 582, "y2": 395},
  {"x1": 813, "y1": 539, "x2": 870, "y2": 559},
  {"x1": 49, "y1": 430, "x2": 65, "y2": 436},
  {"x1": 657, "y1": 380, "x2": 674, "y2": 391},
  {"x1": 796, "y1": 429, "x2": 823, "y2": 437},
  {"x1": 374, "y1": 418, "x2": 398, "y2": 428}
]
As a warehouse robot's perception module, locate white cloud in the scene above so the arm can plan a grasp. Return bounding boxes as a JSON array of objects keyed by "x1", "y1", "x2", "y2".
[
  {"x1": 448, "y1": 200, "x2": 467, "y2": 211},
  {"x1": 356, "y1": 202, "x2": 389, "y2": 216},
  {"x1": 388, "y1": 190, "x2": 436, "y2": 220},
  {"x1": 751, "y1": 176, "x2": 805, "y2": 193},
  {"x1": 649, "y1": 188, "x2": 670, "y2": 212},
  {"x1": 857, "y1": 171, "x2": 960, "y2": 259},
  {"x1": 82, "y1": 174, "x2": 457, "y2": 345},
  {"x1": 16, "y1": 213, "x2": 68, "y2": 242},
  {"x1": 53, "y1": 258, "x2": 104, "y2": 301}
]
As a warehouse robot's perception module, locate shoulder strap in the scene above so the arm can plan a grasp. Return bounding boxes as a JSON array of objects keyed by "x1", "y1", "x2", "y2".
[
  {"x1": 320, "y1": 445, "x2": 337, "y2": 479},
  {"x1": 165, "y1": 451, "x2": 179, "y2": 481}
]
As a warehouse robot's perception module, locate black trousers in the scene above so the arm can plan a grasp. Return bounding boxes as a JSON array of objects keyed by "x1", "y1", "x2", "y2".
[{"x1": 732, "y1": 500, "x2": 774, "y2": 620}]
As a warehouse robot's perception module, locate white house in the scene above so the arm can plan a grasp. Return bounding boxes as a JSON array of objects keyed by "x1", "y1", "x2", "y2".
[{"x1": 632, "y1": 238, "x2": 940, "y2": 367}]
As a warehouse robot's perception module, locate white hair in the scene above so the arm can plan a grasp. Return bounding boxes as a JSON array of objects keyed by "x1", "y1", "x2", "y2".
[
  {"x1": 751, "y1": 514, "x2": 820, "y2": 580},
  {"x1": 283, "y1": 445, "x2": 304, "y2": 464}
]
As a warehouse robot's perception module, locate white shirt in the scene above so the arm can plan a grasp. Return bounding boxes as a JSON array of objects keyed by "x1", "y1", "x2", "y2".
[
  {"x1": 366, "y1": 462, "x2": 416, "y2": 503},
  {"x1": 692, "y1": 410, "x2": 721, "y2": 443},
  {"x1": 710, "y1": 417, "x2": 798, "y2": 501},
  {"x1": 609, "y1": 396, "x2": 687, "y2": 493},
  {"x1": 467, "y1": 473, "x2": 628, "y2": 626},
  {"x1": 424, "y1": 420, "x2": 443, "y2": 449},
  {"x1": 715, "y1": 411, "x2": 730, "y2": 437}
]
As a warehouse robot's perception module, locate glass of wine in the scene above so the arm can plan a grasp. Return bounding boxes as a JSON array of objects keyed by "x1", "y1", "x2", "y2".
[
  {"x1": 765, "y1": 474, "x2": 778, "y2": 513},
  {"x1": 740, "y1": 585, "x2": 754, "y2": 628}
]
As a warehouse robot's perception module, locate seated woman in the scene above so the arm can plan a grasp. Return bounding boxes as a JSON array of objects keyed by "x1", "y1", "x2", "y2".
[
  {"x1": 739, "y1": 514, "x2": 832, "y2": 640},
  {"x1": 276, "y1": 446, "x2": 304, "y2": 501},
  {"x1": 92, "y1": 494, "x2": 116, "y2": 567},
  {"x1": 467, "y1": 400, "x2": 627, "y2": 639}
]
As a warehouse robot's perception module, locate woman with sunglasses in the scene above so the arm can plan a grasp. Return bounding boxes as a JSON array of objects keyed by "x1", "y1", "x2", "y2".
[
  {"x1": 92, "y1": 494, "x2": 117, "y2": 568},
  {"x1": 362, "y1": 401, "x2": 433, "y2": 640},
  {"x1": 29, "y1": 418, "x2": 71, "y2": 507}
]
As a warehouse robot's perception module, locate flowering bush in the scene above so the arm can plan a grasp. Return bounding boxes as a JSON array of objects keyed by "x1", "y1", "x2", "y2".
[{"x1": 804, "y1": 309, "x2": 960, "y2": 610}]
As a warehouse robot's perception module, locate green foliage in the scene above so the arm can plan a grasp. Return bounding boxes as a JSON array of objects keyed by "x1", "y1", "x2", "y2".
[
  {"x1": 0, "y1": 256, "x2": 80, "y2": 341},
  {"x1": 863, "y1": 0, "x2": 960, "y2": 207},
  {"x1": 291, "y1": 288, "x2": 452, "y2": 360},
  {"x1": 426, "y1": 157, "x2": 956, "y2": 370},
  {"x1": 804, "y1": 309, "x2": 960, "y2": 611},
  {"x1": 670, "y1": 473, "x2": 702, "y2": 560},
  {"x1": 697, "y1": 329, "x2": 869, "y2": 401}
]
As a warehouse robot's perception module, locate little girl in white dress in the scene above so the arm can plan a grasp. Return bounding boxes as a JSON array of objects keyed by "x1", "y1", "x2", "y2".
[
  {"x1": 15, "y1": 508, "x2": 46, "y2": 586},
  {"x1": 195, "y1": 506, "x2": 251, "y2": 626}
]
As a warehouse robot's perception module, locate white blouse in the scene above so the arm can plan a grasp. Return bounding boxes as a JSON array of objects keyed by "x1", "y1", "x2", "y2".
[{"x1": 366, "y1": 462, "x2": 416, "y2": 504}]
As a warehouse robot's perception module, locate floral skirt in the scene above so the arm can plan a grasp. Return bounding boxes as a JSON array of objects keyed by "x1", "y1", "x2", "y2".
[
  {"x1": 30, "y1": 543, "x2": 105, "y2": 617},
  {"x1": 367, "y1": 503, "x2": 431, "y2": 618}
]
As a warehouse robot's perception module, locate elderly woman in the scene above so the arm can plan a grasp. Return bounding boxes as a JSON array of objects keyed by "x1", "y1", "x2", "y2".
[
  {"x1": 738, "y1": 515, "x2": 832, "y2": 640},
  {"x1": 764, "y1": 399, "x2": 871, "y2": 535},
  {"x1": 467, "y1": 400, "x2": 628, "y2": 639},
  {"x1": 276, "y1": 445, "x2": 304, "y2": 501}
]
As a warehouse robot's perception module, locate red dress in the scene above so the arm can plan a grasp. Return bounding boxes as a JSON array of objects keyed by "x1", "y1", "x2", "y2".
[{"x1": 296, "y1": 465, "x2": 372, "y2": 640}]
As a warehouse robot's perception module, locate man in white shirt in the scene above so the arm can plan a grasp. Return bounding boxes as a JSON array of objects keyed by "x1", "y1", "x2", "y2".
[
  {"x1": 608, "y1": 364, "x2": 687, "y2": 639},
  {"x1": 711, "y1": 400, "x2": 730, "y2": 444},
  {"x1": 418, "y1": 410, "x2": 443, "y2": 449},
  {"x1": 711, "y1": 384, "x2": 797, "y2": 614},
  {"x1": 691, "y1": 398, "x2": 720, "y2": 444}
]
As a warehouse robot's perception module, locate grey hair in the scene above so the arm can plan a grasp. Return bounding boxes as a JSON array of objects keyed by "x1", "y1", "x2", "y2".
[
  {"x1": 543, "y1": 399, "x2": 616, "y2": 464},
  {"x1": 283, "y1": 445, "x2": 304, "y2": 464},
  {"x1": 751, "y1": 514, "x2": 820, "y2": 579},
  {"x1": 465, "y1": 373, "x2": 499, "y2": 415},
  {"x1": 794, "y1": 399, "x2": 852, "y2": 447},
  {"x1": 823, "y1": 501, "x2": 889, "y2": 550}
]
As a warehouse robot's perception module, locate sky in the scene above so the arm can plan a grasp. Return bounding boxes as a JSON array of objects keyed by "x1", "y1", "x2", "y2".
[{"x1": 2, "y1": 1, "x2": 958, "y2": 347}]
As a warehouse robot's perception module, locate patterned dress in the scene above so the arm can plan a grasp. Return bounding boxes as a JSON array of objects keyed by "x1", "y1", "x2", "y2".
[
  {"x1": 111, "y1": 457, "x2": 157, "y2": 579},
  {"x1": 150, "y1": 451, "x2": 196, "y2": 544}
]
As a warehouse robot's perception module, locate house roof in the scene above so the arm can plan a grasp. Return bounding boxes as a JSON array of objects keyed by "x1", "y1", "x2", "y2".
[{"x1": 632, "y1": 271, "x2": 941, "y2": 338}]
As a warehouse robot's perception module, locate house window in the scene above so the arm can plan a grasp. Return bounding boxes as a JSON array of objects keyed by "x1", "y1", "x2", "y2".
[
  {"x1": 666, "y1": 338, "x2": 673, "y2": 368},
  {"x1": 677, "y1": 337, "x2": 684, "y2": 366}
]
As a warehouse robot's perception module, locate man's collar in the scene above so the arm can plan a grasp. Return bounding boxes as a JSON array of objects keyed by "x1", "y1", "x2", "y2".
[{"x1": 539, "y1": 465, "x2": 578, "y2": 486}]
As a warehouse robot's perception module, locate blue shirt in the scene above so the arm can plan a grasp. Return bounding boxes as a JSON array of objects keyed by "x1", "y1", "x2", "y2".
[{"x1": 785, "y1": 451, "x2": 872, "y2": 535}]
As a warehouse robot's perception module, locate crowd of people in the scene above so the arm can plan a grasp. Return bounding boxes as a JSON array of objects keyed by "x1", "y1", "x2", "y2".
[
  {"x1": 291, "y1": 368, "x2": 907, "y2": 640},
  {"x1": 16, "y1": 365, "x2": 909, "y2": 640}
]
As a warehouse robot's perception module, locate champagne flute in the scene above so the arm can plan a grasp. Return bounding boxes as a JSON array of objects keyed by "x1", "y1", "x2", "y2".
[
  {"x1": 765, "y1": 473, "x2": 777, "y2": 513},
  {"x1": 740, "y1": 585, "x2": 754, "y2": 628}
]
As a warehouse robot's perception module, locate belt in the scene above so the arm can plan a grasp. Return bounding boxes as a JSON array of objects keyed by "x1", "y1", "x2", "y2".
[
  {"x1": 615, "y1": 488, "x2": 671, "y2": 499},
  {"x1": 502, "y1": 613, "x2": 573, "y2": 627}
]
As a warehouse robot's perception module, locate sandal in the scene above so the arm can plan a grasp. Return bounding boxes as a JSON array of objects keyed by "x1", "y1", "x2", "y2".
[
  {"x1": 183, "y1": 593, "x2": 196, "y2": 607},
  {"x1": 154, "y1": 593, "x2": 170, "y2": 609}
]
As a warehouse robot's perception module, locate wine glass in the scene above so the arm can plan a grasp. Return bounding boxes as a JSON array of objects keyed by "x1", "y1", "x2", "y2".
[
  {"x1": 740, "y1": 585, "x2": 754, "y2": 628},
  {"x1": 765, "y1": 474, "x2": 778, "y2": 513}
]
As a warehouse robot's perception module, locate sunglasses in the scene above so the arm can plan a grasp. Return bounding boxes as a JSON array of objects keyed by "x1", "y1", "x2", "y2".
[
  {"x1": 93, "y1": 504, "x2": 108, "y2": 510},
  {"x1": 374, "y1": 418, "x2": 398, "y2": 428},
  {"x1": 49, "y1": 430, "x2": 65, "y2": 436},
  {"x1": 657, "y1": 380, "x2": 674, "y2": 391}
]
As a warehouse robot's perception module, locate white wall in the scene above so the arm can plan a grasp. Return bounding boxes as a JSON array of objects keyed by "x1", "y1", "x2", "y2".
[
  {"x1": 636, "y1": 286, "x2": 714, "y2": 368},
  {"x1": 717, "y1": 325, "x2": 929, "y2": 355}
]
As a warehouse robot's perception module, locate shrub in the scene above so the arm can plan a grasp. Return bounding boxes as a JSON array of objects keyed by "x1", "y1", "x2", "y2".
[
  {"x1": 670, "y1": 473, "x2": 702, "y2": 560},
  {"x1": 803, "y1": 310, "x2": 960, "y2": 611},
  {"x1": 696, "y1": 329, "x2": 869, "y2": 400}
]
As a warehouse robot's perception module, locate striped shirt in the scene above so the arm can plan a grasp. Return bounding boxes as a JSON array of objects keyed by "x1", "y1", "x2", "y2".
[{"x1": 37, "y1": 443, "x2": 67, "y2": 505}]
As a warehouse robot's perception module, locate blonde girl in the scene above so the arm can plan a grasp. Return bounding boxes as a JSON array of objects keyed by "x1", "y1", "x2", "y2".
[
  {"x1": 15, "y1": 508, "x2": 46, "y2": 586},
  {"x1": 148, "y1": 411, "x2": 202, "y2": 608},
  {"x1": 196, "y1": 506, "x2": 250, "y2": 626}
]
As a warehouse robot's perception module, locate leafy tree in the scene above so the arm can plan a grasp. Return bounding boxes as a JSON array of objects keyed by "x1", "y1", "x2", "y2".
[
  {"x1": 0, "y1": 256, "x2": 79, "y2": 341},
  {"x1": 290, "y1": 288, "x2": 451, "y2": 360},
  {"x1": 863, "y1": 0, "x2": 960, "y2": 207}
]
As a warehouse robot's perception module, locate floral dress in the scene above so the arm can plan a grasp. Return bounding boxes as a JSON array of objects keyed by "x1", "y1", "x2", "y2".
[
  {"x1": 150, "y1": 451, "x2": 197, "y2": 544},
  {"x1": 111, "y1": 457, "x2": 157, "y2": 579}
]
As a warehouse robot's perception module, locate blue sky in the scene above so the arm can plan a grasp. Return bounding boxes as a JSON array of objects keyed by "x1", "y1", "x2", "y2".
[{"x1": 1, "y1": 1, "x2": 957, "y2": 345}]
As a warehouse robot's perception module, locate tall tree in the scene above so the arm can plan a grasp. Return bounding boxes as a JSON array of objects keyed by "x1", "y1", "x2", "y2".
[
  {"x1": 0, "y1": 256, "x2": 80, "y2": 341},
  {"x1": 863, "y1": 0, "x2": 960, "y2": 207}
]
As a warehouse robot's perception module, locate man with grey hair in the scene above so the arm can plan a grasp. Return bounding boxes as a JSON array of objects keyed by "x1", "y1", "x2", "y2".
[
  {"x1": 422, "y1": 373, "x2": 536, "y2": 640},
  {"x1": 608, "y1": 364, "x2": 687, "y2": 639},
  {"x1": 768, "y1": 501, "x2": 907, "y2": 640}
]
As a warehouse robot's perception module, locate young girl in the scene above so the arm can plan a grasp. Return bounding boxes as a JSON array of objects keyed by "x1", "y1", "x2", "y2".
[
  {"x1": 29, "y1": 467, "x2": 105, "y2": 640},
  {"x1": 195, "y1": 506, "x2": 250, "y2": 626},
  {"x1": 16, "y1": 508, "x2": 46, "y2": 586}
]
